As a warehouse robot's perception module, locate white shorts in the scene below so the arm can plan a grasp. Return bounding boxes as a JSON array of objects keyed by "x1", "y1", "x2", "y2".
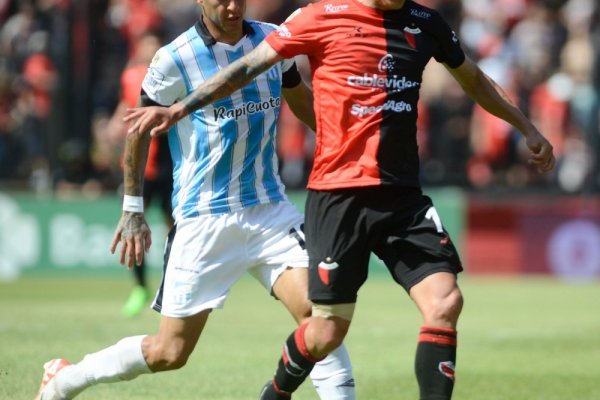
[{"x1": 152, "y1": 201, "x2": 308, "y2": 318}]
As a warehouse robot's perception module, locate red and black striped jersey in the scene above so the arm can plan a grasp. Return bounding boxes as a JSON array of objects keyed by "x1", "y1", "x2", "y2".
[{"x1": 265, "y1": 0, "x2": 465, "y2": 190}]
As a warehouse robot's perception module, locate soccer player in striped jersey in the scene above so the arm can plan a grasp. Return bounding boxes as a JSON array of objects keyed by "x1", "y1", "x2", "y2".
[
  {"x1": 120, "y1": 0, "x2": 556, "y2": 399},
  {"x1": 33, "y1": 1, "x2": 355, "y2": 399}
]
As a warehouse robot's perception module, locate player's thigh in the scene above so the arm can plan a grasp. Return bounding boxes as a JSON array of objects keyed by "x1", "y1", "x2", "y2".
[{"x1": 272, "y1": 267, "x2": 311, "y2": 324}]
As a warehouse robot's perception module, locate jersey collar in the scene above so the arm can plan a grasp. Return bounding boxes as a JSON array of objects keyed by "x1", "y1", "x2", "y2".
[{"x1": 194, "y1": 17, "x2": 254, "y2": 46}]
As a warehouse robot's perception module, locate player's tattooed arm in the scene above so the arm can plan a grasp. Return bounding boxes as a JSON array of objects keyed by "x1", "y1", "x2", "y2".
[
  {"x1": 180, "y1": 41, "x2": 281, "y2": 114},
  {"x1": 124, "y1": 41, "x2": 284, "y2": 136},
  {"x1": 110, "y1": 98, "x2": 152, "y2": 268},
  {"x1": 122, "y1": 111, "x2": 151, "y2": 196}
]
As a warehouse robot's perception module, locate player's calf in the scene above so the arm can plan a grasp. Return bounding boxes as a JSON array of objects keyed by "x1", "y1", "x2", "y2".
[{"x1": 415, "y1": 326, "x2": 458, "y2": 400}]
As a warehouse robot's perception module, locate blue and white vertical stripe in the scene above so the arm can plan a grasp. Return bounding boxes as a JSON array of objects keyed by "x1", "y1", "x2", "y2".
[{"x1": 158, "y1": 21, "x2": 288, "y2": 220}]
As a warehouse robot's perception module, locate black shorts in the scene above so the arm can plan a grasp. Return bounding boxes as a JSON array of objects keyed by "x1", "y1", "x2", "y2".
[
  {"x1": 305, "y1": 186, "x2": 463, "y2": 304},
  {"x1": 144, "y1": 177, "x2": 173, "y2": 216}
]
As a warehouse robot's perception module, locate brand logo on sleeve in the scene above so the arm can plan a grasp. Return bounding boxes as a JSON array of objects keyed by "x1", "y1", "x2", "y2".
[
  {"x1": 324, "y1": 3, "x2": 349, "y2": 13},
  {"x1": 410, "y1": 8, "x2": 431, "y2": 19},
  {"x1": 277, "y1": 25, "x2": 292, "y2": 38}
]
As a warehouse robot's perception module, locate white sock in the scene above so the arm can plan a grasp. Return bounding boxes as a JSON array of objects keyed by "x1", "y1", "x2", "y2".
[
  {"x1": 310, "y1": 343, "x2": 356, "y2": 400},
  {"x1": 53, "y1": 335, "x2": 151, "y2": 398}
]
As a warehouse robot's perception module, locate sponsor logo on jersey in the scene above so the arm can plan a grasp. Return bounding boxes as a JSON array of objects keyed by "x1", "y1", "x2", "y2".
[
  {"x1": 318, "y1": 258, "x2": 339, "y2": 285},
  {"x1": 347, "y1": 74, "x2": 420, "y2": 92},
  {"x1": 324, "y1": 3, "x2": 349, "y2": 13},
  {"x1": 213, "y1": 97, "x2": 281, "y2": 121},
  {"x1": 345, "y1": 26, "x2": 368, "y2": 38},
  {"x1": 378, "y1": 54, "x2": 396, "y2": 72},
  {"x1": 403, "y1": 26, "x2": 421, "y2": 49},
  {"x1": 351, "y1": 100, "x2": 413, "y2": 117},
  {"x1": 438, "y1": 361, "x2": 456, "y2": 381},
  {"x1": 347, "y1": 53, "x2": 419, "y2": 93},
  {"x1": 410, "y1": 8, "x2": 431, "y2": 19}
]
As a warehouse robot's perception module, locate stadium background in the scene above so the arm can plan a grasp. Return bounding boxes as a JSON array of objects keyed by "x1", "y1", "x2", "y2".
[
  {"x1": 1, "y1": 1, "x2": 600, "y2": 399},
  {"x1": 0, "y1": 0, "x2": 599, "y2": 281}
]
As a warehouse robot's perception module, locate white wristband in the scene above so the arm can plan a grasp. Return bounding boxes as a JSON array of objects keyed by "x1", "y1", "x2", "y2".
[{"x1": 123, "y1": 195, "x2": 144, "y2": 212}]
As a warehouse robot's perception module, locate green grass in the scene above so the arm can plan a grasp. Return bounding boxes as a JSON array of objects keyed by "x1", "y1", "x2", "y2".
[{"x1": 1, "y1": 275, "x2": 599, "y2": 399}]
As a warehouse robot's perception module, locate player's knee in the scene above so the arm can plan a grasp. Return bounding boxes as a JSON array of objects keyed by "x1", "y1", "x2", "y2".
[
  {"x1": 318, "y1": 322, "x2": 347, "y2": 353},
  {"x1": 430, "y1": 287, "x2": 463, "y2": 324},
  {"x1": 308, "y1": 317, "x2": 350, "y2": 356}
]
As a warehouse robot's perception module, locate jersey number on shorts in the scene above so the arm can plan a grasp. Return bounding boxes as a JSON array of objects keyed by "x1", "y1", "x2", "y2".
[{"x1": 425, "y1": 207, "x2": 444, "y2": 233}]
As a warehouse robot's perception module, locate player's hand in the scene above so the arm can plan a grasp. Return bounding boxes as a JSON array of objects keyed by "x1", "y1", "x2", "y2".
[
  {"x1": 110, "y1": 211, "x2": 152, "y2": 269},
  {"x1": 524, "y1": 130, "x2": 556, "y2": 174},
  {"x1": 124, "y1": 106, "x2": 175, "y2": 137}
]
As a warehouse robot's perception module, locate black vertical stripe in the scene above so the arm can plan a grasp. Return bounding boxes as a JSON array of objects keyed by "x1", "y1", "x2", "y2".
[
  {"x1": 152, "y1": 224, "x2": 178, "y2": 312},
  {"x1": 377, "y1": 8, "x2": 423, "y2": 187}
]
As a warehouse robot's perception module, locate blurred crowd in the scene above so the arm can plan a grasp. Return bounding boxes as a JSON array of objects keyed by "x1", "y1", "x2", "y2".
[{"x1": 0, "y1": 0, "x2": 598, "y2": 197}]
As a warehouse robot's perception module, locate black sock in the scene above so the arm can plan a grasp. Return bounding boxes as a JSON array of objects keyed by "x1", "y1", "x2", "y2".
[
  {"x1": 133, "y1": 259, "x2": 146, "y2": 287},
  {"x1": 272, "y1": 323, "x2": 324, "y2": 395},
  {"x1": 415, "y1": 326, "x2": 457, "y2": 400}
]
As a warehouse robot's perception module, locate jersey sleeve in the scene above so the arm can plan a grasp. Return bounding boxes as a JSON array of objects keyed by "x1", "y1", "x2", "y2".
[
  {"x1": 431, "y1": 13, "x2": 465, "y2": 69},
  {"x1": 265, "y1": 5, "x2": 320, "y2": 59},
  {"x1": 281, "y1": 61, "x2": 302, "y2": 88},
  {"x1": 141, "y1": 47, "x2": 186, "y2": 106}
]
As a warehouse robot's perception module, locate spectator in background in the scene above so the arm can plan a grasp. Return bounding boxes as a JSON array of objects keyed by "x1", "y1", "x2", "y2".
[
  {"x1": 0, "y1": 73, "x2": 22, "y2": 180},
  {"x1": 0, "y1": 0, "x2": 37, "y2": 73},
  {"x1": 0, "y1": 0, "x2": 598, "y2": 195},
  {"x1": 245, "y1": 0, "x2": 296, "y2": 24},
  {"x1": 420, "y1": 64, "x2": 473, "y2": 187},
  {"x1": 155, "y1": 0, "x2": 200, "y2": 41}
]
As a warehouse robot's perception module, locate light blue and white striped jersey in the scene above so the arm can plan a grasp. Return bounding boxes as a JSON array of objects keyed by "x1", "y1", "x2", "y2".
[{"x1": 141, "y1": 20, "x2": 295, "y2": 221}]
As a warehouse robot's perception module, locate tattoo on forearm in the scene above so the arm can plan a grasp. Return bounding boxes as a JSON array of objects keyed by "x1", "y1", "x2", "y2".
[
  {"x1": 181, "y1": 49, "x2": 274, "y2": 114},
  {"x1": 123, "y1": 127, "x2": 151, "y2": 195}
]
